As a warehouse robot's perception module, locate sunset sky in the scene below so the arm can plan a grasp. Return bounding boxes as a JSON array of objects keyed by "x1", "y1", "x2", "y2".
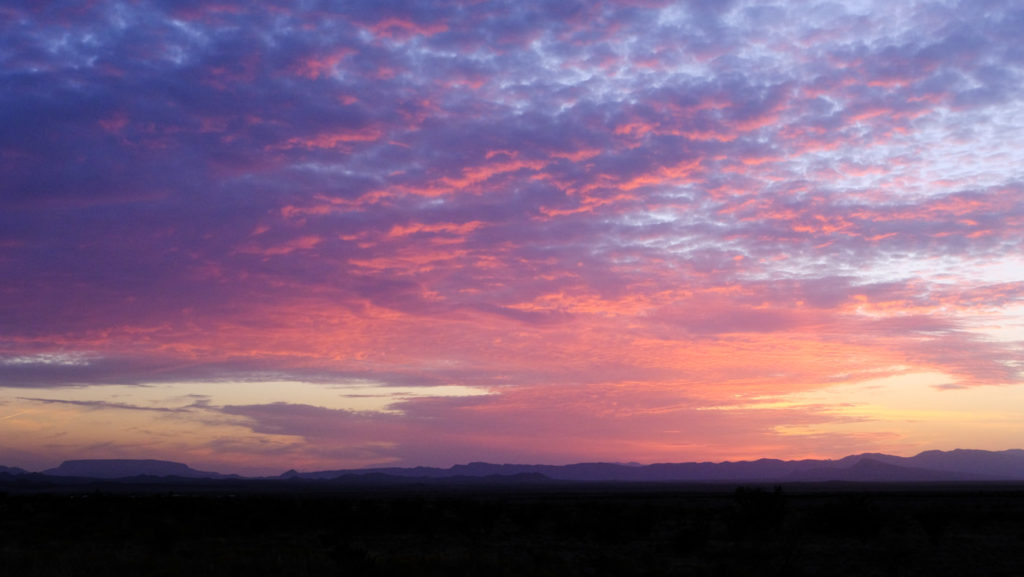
[{"x1": 2, "y1": 0, "x2": 1023, "y2": 475}]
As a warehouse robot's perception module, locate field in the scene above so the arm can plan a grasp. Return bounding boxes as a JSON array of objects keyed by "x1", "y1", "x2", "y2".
[{"x1": 2, "y1": 481, "x2": 1024, "y2": 576}]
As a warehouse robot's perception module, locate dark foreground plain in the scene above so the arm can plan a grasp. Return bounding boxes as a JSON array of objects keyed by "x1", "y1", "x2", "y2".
[{"x1": 2, "y1": 479, "x2": 1024, "y2": 576}]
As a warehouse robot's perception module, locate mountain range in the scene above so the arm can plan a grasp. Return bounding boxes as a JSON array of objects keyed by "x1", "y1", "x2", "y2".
[
  {"x1": 5, "y1": 449, "x2": 1024, "y2": 483},
  {"x1": 283, "y1": 449, "x2": 1024, "y2": 483}
]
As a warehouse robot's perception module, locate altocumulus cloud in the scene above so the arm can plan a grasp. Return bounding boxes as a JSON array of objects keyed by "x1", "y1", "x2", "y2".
[{"x1": 1, "y1": 0, "x2": 1023, "y2": 472}]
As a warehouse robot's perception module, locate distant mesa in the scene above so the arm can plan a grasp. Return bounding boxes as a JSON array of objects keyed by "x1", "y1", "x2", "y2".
[{"x1": 42, "y1": 459, "x2": 227, "y2": 479}]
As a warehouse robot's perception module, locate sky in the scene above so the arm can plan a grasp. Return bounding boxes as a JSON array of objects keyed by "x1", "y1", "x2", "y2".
[{"x1": 1, "y1": 0, "x2": 1023, "y2": 476}]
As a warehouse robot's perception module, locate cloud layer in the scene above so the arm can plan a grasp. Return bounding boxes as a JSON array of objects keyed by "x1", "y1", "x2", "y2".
[{"x1": 1, "y1": 0, "x2": 1023, "y2": 473}]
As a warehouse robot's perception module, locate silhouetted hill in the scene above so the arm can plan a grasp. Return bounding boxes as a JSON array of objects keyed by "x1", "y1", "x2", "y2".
[
  {"x1": 788, "y1": 458, "x2": 995, "y2": 482},
  {"x1": 906, "y1": 448, "x2": 1024, "y2": 477},
  {"x1": 0, "y1": 465, "x2": 27, "y2": 475},
  {"x1": 827, "y1": 449, "x2": 1024, "y2": 480},
  {"x1": 286, "y1": 449, "x2": 1024, "y2": 483},
  {"x1": 322, "y1": 471, "x2": 555, "y2": 487},
  {"x1": 42, "y1": 459, "x2": 229, "y2": 479}
]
